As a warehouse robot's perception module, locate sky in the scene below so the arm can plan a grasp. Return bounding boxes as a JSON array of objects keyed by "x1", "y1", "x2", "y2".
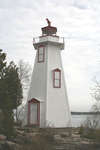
[{"x1": 0, "y1": 0, "x2": 100, "y2": 111}]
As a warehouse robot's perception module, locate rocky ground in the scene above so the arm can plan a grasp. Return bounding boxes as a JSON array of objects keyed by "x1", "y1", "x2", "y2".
[{"x1": 0, "y1": 127, "x2": 100, "y2": 150}]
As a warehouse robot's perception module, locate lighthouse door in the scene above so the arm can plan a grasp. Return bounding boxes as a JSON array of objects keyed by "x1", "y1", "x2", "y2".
[
  {"x1": 30, "y1": 103, "x2": 38, "y2": 124},
  {"x1": 28, "y1": 99, "x2": 40, "y2": 126}
]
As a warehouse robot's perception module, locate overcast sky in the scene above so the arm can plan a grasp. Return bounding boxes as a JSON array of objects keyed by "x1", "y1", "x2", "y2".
[{"x1": 0, "y1": 0, "x2": 100, "y2": 111}]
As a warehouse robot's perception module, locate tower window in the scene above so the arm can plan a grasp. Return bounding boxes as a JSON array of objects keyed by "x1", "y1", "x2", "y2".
[
  {"x1": 53, "y1": 69, "x2": 61, "y2": 88},
  {"x1": 38, "y1": 45, "x2": 45, "y2": 63}
]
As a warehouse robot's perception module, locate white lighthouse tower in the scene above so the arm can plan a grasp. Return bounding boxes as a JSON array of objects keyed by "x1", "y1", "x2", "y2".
[{"x1": 25, "y1": 19, "x2": 71, "y2": 128}]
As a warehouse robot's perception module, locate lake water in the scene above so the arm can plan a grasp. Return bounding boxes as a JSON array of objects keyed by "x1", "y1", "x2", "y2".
[{"x1": 71, "y1": 115, "x2": 92, "y2": 127}]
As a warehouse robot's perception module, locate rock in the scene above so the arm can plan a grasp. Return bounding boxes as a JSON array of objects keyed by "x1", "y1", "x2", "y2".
[
  {"x1": 0, "y1": 142, "x2": 11, "y2": 150},
  {"x1": 0, "y1": 141, "x2": 19, "y2": 150},
  {"x1": 25, "y1": 132, "x2": 38, "y2": 137},
  {"x1": 54, "y1": 134, "x2": 63, "y2": 142},
  {"x1": 6, "y1": 141, "x2": 19, "y2": 150},
  {"x1": 81, "y1": 141, "x2": 90, "y2": 144},
  {"x1": 16, "y1": 129, "x2": 24, "y2": 135},
  {"x1": 60, "y1": 132, "x2": 71, "y2": 138},
  {"x1": 72, "y1": 133, "x2": 80, "y2": 139},
  {"x1": 6, "y1": 141, "x2": 16, "y2": 146},
  {"x1": 13, "y1": 135, "x2": 26, "y2": 144},
  {"x1": 0, "y1": 135, "x2": 6, "y2": 141}
]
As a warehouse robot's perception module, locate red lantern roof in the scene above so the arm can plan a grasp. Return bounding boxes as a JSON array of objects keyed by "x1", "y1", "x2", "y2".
[{"x1": 41, "y1": 18, "x2": 57, "y2": 36}]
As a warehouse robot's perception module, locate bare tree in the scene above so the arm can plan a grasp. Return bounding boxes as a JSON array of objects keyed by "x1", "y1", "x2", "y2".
[
  {"x1": 91, "y1": 77, "x2": 100, "y2": 112},
  {"x1": 15, "y1": 60, "x2": 32, "y2": 123},
  {"x1": 88, "y1": 77, "x2": 100, "y2": 129},
  {"x1": 14, "y1": 105, "x2": 25, "y2": 125},
  {"x1": 18, "y1": 60, "x2": 32, "y2": 90}
]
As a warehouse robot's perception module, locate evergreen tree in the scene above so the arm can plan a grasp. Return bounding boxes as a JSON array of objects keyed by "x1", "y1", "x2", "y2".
[
  {"x1": 5, "y1": 61, "x2": 23, "y2": 121},
  {"x1": 0, "y1": 49, "x2": 7, "y2": 109},
  {"x1": 0, "y1": 49, "x2": 6, "y2": 78},
  {"x1": 0, "y1": 49, "x2": 23, "y2": 138}
]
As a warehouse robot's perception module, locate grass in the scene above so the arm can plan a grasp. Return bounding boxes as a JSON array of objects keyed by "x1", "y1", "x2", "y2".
[{"x1": 79, "y1": 126, "x2": 100, "y2": 142}]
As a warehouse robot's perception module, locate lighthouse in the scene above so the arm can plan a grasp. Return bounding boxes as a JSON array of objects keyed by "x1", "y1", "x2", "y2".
[{"x1": 25, "y1": 19, "x2": 71, "y2": 128}]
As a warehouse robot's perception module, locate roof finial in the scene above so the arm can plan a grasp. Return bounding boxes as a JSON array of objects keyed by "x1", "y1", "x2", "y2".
[{"x1": 46, "y1": 18, "x2": 51, "y2": 26}]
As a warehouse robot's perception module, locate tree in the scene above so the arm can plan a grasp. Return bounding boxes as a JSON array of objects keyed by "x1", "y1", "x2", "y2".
[
  {"x1": 0, "y1": 49, "x2": 7, "y2": 109},
  {"x1": 14, "y1": 60, "x2": 32, "y2": 123},
  {"x1": 0, "y1": 49, "x2": 23, "y2": 137},
  {"x1": 18, "y1": 60, "x2": 31, "y2": 90},
  {"x1": 0, "y1": 61, "x2": 23, "y2": 109},
  {"x1": 91, "y1": 78, "x2": 100, "y2": 112},
  {"x1": 88, "y1": 77, "x2": 100, "y2": 130},
  {"x1": 5, "y1": 62, "x2": 23, "y2": 121},
  {"x1": 0, "y1": 49, "x2": 6, "y2": 78},
  {"x1": 79, "y1": 78, "x2": 100, "y2": 139}
]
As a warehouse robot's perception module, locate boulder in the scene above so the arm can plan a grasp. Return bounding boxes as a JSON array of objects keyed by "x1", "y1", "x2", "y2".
[
  {"x1": 6, "y1": 141, "x2": 19, "y2": 150},
  {"x1": 0, "y1": 135, "x2": 6, "y2": 141}
]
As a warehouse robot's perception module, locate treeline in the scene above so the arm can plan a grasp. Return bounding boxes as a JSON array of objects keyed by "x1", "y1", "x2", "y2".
[
  {"x1": 71, "y1": 111, "x2": 100, "y2": 115},
  {"x1": 0, "y1": 49, "x2": 23, "y2": 138}
]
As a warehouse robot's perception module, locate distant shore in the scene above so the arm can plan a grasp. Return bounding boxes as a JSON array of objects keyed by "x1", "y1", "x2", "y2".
[{"x1": 71, "y1": 111, "x2": 100, "y2": 115}]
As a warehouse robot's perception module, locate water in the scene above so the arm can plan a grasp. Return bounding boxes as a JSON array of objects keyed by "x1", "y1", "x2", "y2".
[{"x1": 71, "y1": 114, "x2": 91, "y2": 127}]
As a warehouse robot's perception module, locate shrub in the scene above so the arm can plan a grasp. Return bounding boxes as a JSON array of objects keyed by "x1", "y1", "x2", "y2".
[
  {"x1": 20, "y1": 134, "x2": 53, "y2": 150},
  {"x1": 94, "y1": 129, "x2": 100, "y2": 142}
]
